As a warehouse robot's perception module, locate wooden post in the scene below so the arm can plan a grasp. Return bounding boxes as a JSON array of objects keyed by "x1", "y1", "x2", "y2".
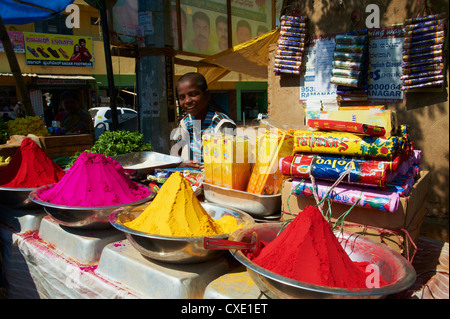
[{"x1": 0, "y1": 16, "x2": 35, "y2": 116}]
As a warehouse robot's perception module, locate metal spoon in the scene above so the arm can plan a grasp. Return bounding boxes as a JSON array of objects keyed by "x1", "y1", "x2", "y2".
[{"x1": 203, "y1": 232, "x2": 261, "y2": 257}]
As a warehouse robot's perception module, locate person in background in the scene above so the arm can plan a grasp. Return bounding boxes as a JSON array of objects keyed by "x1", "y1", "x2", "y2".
[
  {"x1": 215, "y1": 15, "x2": 228, "y2": 52},
  {"x1": 70, "y1": 44, "x2": 82, "y2": 61},
  {"x1": 2, "y1": 113, "x2": 13, "y2": 122},
  {"x1": 236, "y1": 19, "x2": 252, "y2": 44},
  {"x1": 13, "y1": 102, "x2": 26, "y2": 118},
  {"x1": 189, "y1": 11, "x2": 213, "y2": 54},
  {"x1": 78, "y1": 38, "x2": 92, "y2": 62},
  {"x1": 173, "y1": 72, "x2": 236, "y2": 170},
  {"x1": 54, "y1": 91, "x2": 94, "y2": 134}
]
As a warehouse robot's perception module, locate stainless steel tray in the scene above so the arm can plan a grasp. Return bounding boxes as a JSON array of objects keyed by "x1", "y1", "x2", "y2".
[
  {"x1": 203, "y1": 183, "x2": 281, "y2": 217},
  {"x1": 0, "y1": 186, "x2": 39, "y2": 209},
  {"x1": 111, "y1": 151, "x2": 183, "y2": 178},
  {"x1": 109, "y1": 202, "x2": 255, "y2": 264},
  {"x1": 28, "y1": 184, "x2": 155, "y2": 230},
  {"x1": 229, "y1": 223, "x2": 417, "y2": 299}
]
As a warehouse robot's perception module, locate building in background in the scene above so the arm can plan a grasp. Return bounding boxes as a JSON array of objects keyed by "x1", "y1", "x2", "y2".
[{"x1": 1, "y1": 0, "x2": 283, "y2": 127}]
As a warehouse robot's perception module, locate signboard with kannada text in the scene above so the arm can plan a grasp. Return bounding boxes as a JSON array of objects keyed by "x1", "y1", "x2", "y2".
[{"x1": 23, "y1": 32, "x2": 94, "y2": 67}]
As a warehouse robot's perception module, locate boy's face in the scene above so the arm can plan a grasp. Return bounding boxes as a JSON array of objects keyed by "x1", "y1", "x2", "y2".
[{"x1": 177, "y1": 80, "x2": 209, "y2": 118}]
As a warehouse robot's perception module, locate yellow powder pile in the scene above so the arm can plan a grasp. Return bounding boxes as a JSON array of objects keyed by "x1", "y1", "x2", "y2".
[{"x1": 123, "y1": 172, "x2": 239, "y2": 237}]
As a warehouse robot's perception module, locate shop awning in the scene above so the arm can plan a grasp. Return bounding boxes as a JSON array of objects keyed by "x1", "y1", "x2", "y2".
[
  {"x1": 197, "y1": 28, "x2": 280, "y2": 83},
  {"x1": 0, "y1": 0, "x2": 74, "y2": 25}
]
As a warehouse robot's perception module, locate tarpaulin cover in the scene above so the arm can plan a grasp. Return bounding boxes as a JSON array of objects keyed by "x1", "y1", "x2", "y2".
[
  {"x1": 198, "y1": 28, "x2": 280, "y2": 82},
  {"x1": 0, "y1": 0, "x2": 74, "y2": 25}
]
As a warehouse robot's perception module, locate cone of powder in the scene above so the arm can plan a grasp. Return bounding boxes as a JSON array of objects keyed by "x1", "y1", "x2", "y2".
[
  {"x1": 251, "y1": 205, "x2": 383, "y2": 289},
  {"x1": 0, "y1": 138, "x2": 65, "y2": 188},
  {"x1": 123, "y1": 171, "x2": 238, "y2": 237},
  {"x1": 36, "y1": 152, "x2": 150, "y2": 207}
]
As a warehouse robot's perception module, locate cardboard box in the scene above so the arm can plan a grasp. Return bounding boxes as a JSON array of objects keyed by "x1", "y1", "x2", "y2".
[
  {"x1": 320, "y1": 109, "x2": 398, "y2": 137},
  {"x1": 281, "y1": 170, "x2": 430, "y2": 258},
  {"x1": 38, "y1": 134, "x2": 93, "y2": 158}
]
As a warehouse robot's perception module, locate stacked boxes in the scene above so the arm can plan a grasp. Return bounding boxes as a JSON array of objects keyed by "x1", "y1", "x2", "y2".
[{"x1": 203, "y1": 134, "x2": 251, "y2": 191}]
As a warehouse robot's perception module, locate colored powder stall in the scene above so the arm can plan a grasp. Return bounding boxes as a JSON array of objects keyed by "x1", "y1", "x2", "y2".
[
  {"x1": 37, "y1": 152, "x2": 151, "y2": 207},
  {"x1": 249, "y1": 205, "x2": 387, "y2": 289},
  {"x1": 123, "y1": 172, "x2": 239, "y2": 237},
  {"x1": 0, "y1": 138, "x2": 65, "y2": 188}
]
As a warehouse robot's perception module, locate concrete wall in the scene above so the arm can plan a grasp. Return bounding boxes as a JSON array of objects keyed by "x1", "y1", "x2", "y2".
[{"x1": 267, "y1": 0, "x2": 449, "y2": 219}]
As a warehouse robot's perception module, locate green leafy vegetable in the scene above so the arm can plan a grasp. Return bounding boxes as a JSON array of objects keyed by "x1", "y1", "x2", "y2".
[{"x1": 66, "y1": 130, "x2": 152, "y2": 168}]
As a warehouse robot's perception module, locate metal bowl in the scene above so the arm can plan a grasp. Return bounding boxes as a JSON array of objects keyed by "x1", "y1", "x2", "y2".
[
  {"x1": 203, "y1": 182, "x2": 281, "y2": 217},
  {"x1": 229, "y1": 223, "x2": 417, "y2": 299},
  {"x1": 111, "y1": 151, "x2": 183, "y2": 178},
  {"x1": 0, "y1": 186, "x2": 39, "y2": 209},
  {"x1": 109, "y1": 202, "x2": 255, "y2": 264},
  {"x1": 28, "y1": 184, "x2": 156, "y2": 230}
]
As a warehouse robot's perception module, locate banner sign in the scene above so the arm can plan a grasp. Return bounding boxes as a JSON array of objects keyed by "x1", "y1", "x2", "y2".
[
  {"x1": 0, "y1": 31, "x2": 25, "y2": 53},
  {"x1": 23, "y1": 32, "x2": 94, "y2": 67},
  {"x1": 368, "y1": 26, "x2": 404, "y2": 102},
  {"x1": 300, "y1": 26, "x2": 404, "y2": 102}
]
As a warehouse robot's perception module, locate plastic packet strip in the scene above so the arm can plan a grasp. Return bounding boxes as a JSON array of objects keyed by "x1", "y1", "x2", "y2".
[
  {"x1": 274, "y1": 59, "x2": 302, "y2": 66},
  {"x1": 274, "y1": 67, "x2": 300, "y2": 75},
  {"x1": 275, "y1": 54, "x2": 303, "y2": 61},
  {"x1": 402, "y1": 62, "x2": 444, "y2": 74},
  {"x1": 402, "y1": 43, "x2": 443, "y2": 55},
  {"x1": 332, "y1": 60, "x2": 362, "y2": 70},
  {"x1": 279, "y1": 153, "x2": 392, "y2": 186},
  {"x1": 403, "y1": 18, "x2": 447, "y2": 31},
  {"x1": 404, "y1": 23, "x2": 445, "y2": 36},
  {"x1": 331, "y1": 68, "x2": 361, "y2": 78},
  {"x1": 334, "y1": 43, "x2": 366, "y2": 53},
  {"x1": 276, "y1": 49, "x2": 303, "y2": 56},
  {"x1": 333, "y1": 51, "x2": 364, "y2": 61},
  {"x1": 404, "y1": 12, "x2": 446, "y2": 24},
  {"x1": 335, "y1": 34, "x2": 368, "y2": 45},
  {"x1": 401, "y1": 79, "x2": 444, "y2": 90},
  {"x1": 280, "y1": 15, "x2": 307, "y2": 22},
  {"x1": 289, "y1": 178, "x2": 400, "y2": 212},
  {"x1": 401, "y1": 56, "x2": 443, "y2": 68},
  {"x1": 281, "y1": 25, "x2": 306, "y2": 32},
  {"x1": 403, "y1": 36, "x2": 445, "y2": 49},
  {"x1": 400, "y1": 69, "x2": 442, "y2": 80},
  {"x1": 402, "y1": 49, "x2": 443, "y2": 61},
  {"x1": 402, "y1": 74, "x2": 444, "y2": 86}
]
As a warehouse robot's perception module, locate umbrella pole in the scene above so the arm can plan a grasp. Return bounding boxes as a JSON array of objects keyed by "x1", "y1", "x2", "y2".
[{"x1": 0, "y1": 16, "x2": 35, "y2": 117}]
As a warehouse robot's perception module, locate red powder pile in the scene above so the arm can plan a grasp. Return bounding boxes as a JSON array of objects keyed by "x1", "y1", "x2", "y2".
[
  {"x1": 37, "y1": 151, "x2": 151, "y2": 207},
  {"x1": 250, "y1": 205, "x2": 386, "y2": 289},
  {"x1": 0, "y1": 138, "x2": 65, "y2": 188}
]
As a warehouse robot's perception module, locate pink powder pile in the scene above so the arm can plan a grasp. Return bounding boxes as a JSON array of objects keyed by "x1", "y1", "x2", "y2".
[{"x1": 37, "y1": 152, "x2": 151, "y2": 207}]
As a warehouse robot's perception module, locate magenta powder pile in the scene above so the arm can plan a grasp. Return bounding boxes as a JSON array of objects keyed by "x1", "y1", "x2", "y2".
[{"x1": 36, "y1": 151, "x2": 151, "y2": 207}]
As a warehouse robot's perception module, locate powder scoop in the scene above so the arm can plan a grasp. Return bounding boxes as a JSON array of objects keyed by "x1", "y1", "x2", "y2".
[{"x1": 203, "y1": 232, "x2": 261, "y2": 257}]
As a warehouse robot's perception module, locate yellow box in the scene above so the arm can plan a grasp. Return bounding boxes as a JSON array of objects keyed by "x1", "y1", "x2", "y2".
[
  {"x1": 222, "y1": 136, "x2": 251, "y2": 191},
  {"x1": 211, "y1": 135, "x2": 224, "y2": 186},
  {"x1": 202, "y1": 134, "x2": 213, "y2": 184},
  {"x1": 320, "y1": 109, "x2": 398, "y2": 137}
]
